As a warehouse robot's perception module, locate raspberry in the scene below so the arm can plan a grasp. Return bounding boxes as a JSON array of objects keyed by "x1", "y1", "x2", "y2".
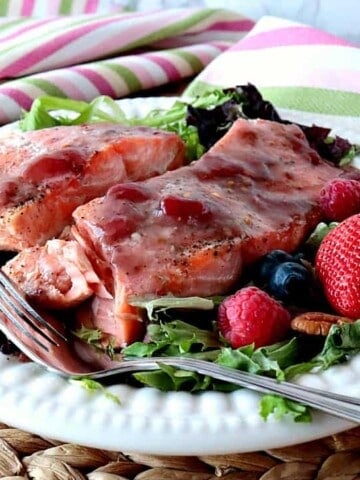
[
  {"x1": 218, "y1": 286, "x2": 291, "y2": 348},
  {"x1": 320, "y1": 178, "x2": 360, "y2": 221}
]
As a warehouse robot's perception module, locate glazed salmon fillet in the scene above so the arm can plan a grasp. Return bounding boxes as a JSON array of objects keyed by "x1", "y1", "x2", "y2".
[
  {"x1": 0, "y1": 123, "x2": 185, "y2": 251},
  {"x1": 4, "y1": 119, "x2": 342, "y2": 346}
]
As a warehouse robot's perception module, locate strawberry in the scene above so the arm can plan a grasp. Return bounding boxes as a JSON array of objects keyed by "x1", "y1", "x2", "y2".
[
  {"x1": 315, "y1": 213, "x2": 360, "y2": 318},
  {"x1": 217, "y1": 286, "x2": 291, "y2": 348},
  {"x1": 320, "y1": 178, "x2": 360, "y2": 221}
]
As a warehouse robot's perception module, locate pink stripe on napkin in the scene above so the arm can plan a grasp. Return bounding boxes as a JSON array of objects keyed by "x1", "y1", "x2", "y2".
[
  {"x1": 0, "y1": 18, "x2": 60, "y2": 42},
  {"x1": 144, "y1": 54, "x2": 181, "y2": 82},
  {"x1": 20, "y1": 0, "x2": 35, "y2": 16},
  {"x1": 0, "y1": 87, "x2": 34, "y2": 111},
  {"x1": 61, "y1": 10, "x2": 197, "y2": 67},
  {"x1": 84, "y1": 0, "x2": 99, "y2": 13},
  {"x1": 44, "y1": 72, "x2": 87, "y2": 98},
  {"x1": 207, "y1": 19, "x2": 255, "y2": 32},
  {"x1": 230, "y1": 25, "x2": 353, "y2": 51},
  {"x1": 72, "y1": 66, "x2": 117, "y2": 97},
  {"x1": 117, "y1": 58, "x2": 157, "y2": 88},
  {"x1": 0, "y1": 17, "x2": 125, "y2": 78}
]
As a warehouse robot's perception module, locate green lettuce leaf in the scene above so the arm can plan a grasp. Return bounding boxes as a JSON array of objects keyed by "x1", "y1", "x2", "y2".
[
  {"x1": 20, "y1": 95, "x2": 130, "y2": 130},
  {"x1": 133, "y1": 363, "x2": 212, "y2": 392},
  {"x1": 217, "y1": 337, "x2": 299, "y2": 381},
  {"x1": 70, "y1": 378, "x2": 121, "y2": 405},
  {"x1": 123, "y1": 319, "x2": 360, "y2": 421},
  {"x1": 285, "y1": 320, "x2": 360, "y2": 379},
  {"x1": 19, "y1": 89, "x2": 234, "y2": 161},
  {"x1": 128, "y1": 295, "x2": 215, "y2": 322},
  {"x1": 260, "y1": 394, "x2": 312, "y2": 423},
  {"x1": 305, "y1": 221, "x2": 339, "y2": 251},
  {"x1": 73, "y1": 325, "x2": 116, "y2": 359},
  {"x1": 123, "y1": 320, "x2": 221, "y2": 358}
]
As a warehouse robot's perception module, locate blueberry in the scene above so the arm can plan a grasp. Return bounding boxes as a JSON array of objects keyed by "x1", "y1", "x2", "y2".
[
  {"x1": 255, "y1": 250, "x2": 296, "y2": 285},
  {"x1": 267, "y1": 261, "x2": 312, "y2": 302}
]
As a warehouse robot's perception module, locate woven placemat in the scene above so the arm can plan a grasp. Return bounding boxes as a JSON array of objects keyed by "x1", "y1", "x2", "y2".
[{"x1": 0, "y1": 424, "x2": 360, "y2": 479}]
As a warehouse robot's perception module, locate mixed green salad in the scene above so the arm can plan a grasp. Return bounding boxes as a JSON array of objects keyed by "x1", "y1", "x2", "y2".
[{"x1": 12, "y1": 85, "x2": 360, "y2": 422}]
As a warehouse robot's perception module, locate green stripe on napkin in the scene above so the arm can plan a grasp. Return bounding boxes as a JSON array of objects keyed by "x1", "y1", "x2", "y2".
[
  {"x1": 260, "y1": 87, "x2": 360, "y2": 116},
  {"x1": 186, "y1": 81, "x2": 360, "y2": 116},
  {"x1": 0, "y1": 0, "x2": 10, "y2": 16},
  {"x1": 122, "y1": 9, "x2": 217, "y2": 51},
  {"x1": 59, "y1": 0, "x2": 73, "y2": 15},
  {"x1": 25, "y1": 78, "x2": 67, "y2": 97},
  {"x1": 103, "y1": 64, "x2": 142, "y2": 93},
  {"x1": 172, "y1": 50, "x2": 205, "y2": 72}
]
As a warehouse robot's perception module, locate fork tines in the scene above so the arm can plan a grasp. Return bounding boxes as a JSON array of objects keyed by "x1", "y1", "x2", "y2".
[{"x1": 0, "y1": 270, "x2": 67, "y2": 351}]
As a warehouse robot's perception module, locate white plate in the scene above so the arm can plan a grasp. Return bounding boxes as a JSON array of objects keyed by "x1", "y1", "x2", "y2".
[{"x1": 0, "y1": 97, "x2": 359, "y2": 455}]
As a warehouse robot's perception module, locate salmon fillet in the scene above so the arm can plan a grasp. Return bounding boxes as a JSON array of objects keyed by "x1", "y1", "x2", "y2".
[
  {"x1": 0, "y1": 123, "x2": 185, "y2": 251},
  {"x1": 4, "y1": 119, "x2": 343, "y2": 346}
]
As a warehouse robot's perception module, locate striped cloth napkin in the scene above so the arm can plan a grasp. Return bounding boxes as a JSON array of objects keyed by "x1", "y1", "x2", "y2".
[
  {"x1": 0, "y1": 8, "x2": 253, "y2": 125},
  {"x1": 0, "y1": 7, "x2": 359, "y2": 128},
  {"x1": 186, "y1": 16, "x2": 360, "y2": 130}
]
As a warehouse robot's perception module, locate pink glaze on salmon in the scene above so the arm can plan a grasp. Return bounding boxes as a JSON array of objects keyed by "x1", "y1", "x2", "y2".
[
  {"x1": 4, "y1": 119, "x2": 343, "y2": 346},
  {"x1": 0, "y1": 123, "x2": 185, "y2": 251}
]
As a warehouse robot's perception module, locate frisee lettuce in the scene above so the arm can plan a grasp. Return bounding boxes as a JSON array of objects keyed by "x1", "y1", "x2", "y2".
[
  {"x1": 128, "y1": 295, "x2": 215, "y2": 321},
  {"x1": 73, "y1": 325, "x2": 117, "y2": 359},
  {"x1": 285, "y1": 320, "x2": 360, "y2": 378},
  {"x1": 123, "y1": 320, "x2": 221, "y2": 358},
  {"x1": 19, "y1": 84, "x2": 358, "y2": 164},
  {"x1": 19, "y1": 89, "x2": 235, "y2": 161},
  {"x1": 305, "y1": 221, "x2": 339, "y2": 251},
  {"x1": 70, "y1": 377, "x2": 121, "y2": 405},
  {"x1": 260, "y1": 395, "x2": 312, "y2": 423},
  {"x1": 122, "y1": 318, "x2": 360, "y2": 421},
  {"x1": 20, "y1": 95, "x2": 130, "y2": 130}
]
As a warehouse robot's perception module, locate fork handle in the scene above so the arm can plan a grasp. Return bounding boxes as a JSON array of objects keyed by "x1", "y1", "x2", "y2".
[{"x1": 94, "y1": 357, "x2": 360, "y2": 423}]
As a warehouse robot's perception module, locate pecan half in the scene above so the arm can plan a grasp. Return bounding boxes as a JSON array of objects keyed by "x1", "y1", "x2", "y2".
[{"x1": 291, "y1": 312, "x2": 353, "y2": 336}]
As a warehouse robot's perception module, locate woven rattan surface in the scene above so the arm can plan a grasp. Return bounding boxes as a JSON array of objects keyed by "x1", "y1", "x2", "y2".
[{"x1": 0, "y1": 424, "x2": 359, "y2": 479}]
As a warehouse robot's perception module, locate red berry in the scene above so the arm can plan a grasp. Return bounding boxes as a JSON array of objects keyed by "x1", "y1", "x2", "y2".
[
  {"x1": 315, "y1": 213, "x2": 360, "y2": 319},
  {"x1": 320, "y1": 178, "x2": 360, "y2": 221},
  {"x1": 218, "y1": 286, "x2": 291, "y2": 348},
  {"x1": 160, "y1": 195, "x2": 211, "y2": 221},
  {"x1": 107, "y1": 183, "x2": 150, "y2": 202}
]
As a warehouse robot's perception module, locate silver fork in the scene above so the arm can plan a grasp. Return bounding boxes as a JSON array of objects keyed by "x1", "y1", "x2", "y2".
[{"x1": 0, "y1": 270, "x2": 359, "y2": 423}]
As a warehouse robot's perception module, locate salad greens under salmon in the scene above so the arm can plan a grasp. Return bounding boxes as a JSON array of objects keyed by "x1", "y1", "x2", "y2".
[
  {"x1": 1, "y1": 85, "x2": 360, "y2": 422},
  {"x1": 20, "y1": 84, "x2": 359, "y2": 164}
]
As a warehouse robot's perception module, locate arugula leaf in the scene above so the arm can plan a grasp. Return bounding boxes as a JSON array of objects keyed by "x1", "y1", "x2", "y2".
[
  {"x1": 133, "y1": 363, "x2": 212, "y2": 392},
  {"x1": 305, "y1": 222, "x2": 339, "y2": 250},
  {"x1": 123, "y1": 320, "x2": 220, "y2": 358},
  {"x1": 70, "y1": 378, "x2": 121, "y2": 405},
  {"x1": 122, "y1": 319, "x2": 360, "y2": 421},
  {"x1": 128, "y1": 295, "x2": 215, "y2": 322},
  {"x1": 216, "y1": 338, "x2": 299, "y2": 381},
  {"x1": 20, "y1": 85, "x2": 357, "y2": 165},
  {"x1": 74, "y1": 325, "x2": 103, "y2": 344},
  {"x1": 339, "y1": 143, "x2": 360, "y2": 166},
  {"x1": 19, "y1": 90, "x2": 233, "y2": 161},
  {"x1": 124, "y1": 319, "x2": 360, "y2": 384},
  {"x1": 260, "y1": 394, "x2": 312, "y2": 423},
  {"x1": 315, "y1": 320, "x2": 360, "y2": 368},
  {"x1": 123, "y1": 319, "x2": 302, "y2": 385},
  {"x1": 20, "y1": 95, "x2": 130, "y2": 131},
  {"x1": 285, "y1": 320, "x2": 360, "y2": 378},
  {"x1": 73, "y1": 325, "x2": 117, "y2": 359}
]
